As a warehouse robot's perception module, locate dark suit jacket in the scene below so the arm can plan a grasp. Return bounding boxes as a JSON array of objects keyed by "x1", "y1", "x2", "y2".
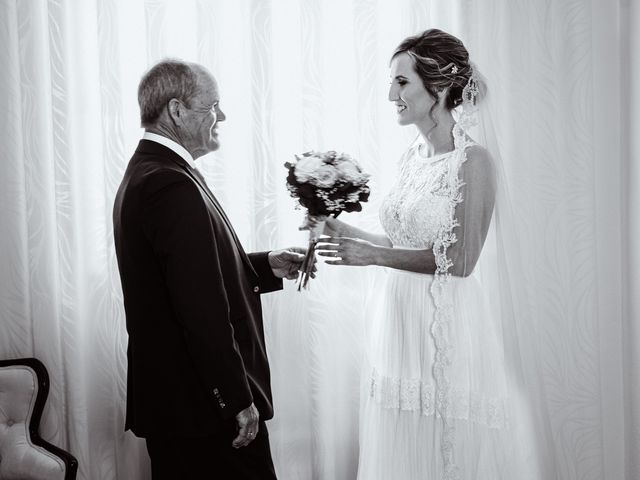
[{"x1": 113, "y1": 139, "x2": 282, "y2": 438}]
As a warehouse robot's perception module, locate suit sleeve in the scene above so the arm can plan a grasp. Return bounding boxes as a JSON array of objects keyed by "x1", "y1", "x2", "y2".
[
  {"x1": 142, "y1": 175, "x2": 253, "y2": 419},
  {"x1": 247, "y1": 252, "x2": 283, "y2": 294}
]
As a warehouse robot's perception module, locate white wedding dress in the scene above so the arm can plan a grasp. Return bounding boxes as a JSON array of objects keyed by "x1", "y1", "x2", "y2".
[{"x1": 357, "y1": 136, "x2": 531, "y2": 480}]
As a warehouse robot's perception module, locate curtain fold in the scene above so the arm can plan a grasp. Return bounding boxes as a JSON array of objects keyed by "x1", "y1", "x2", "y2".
[
  {"x1": 0, "y1": 1, "x2": 631, "y2": 479},
  {"x1": 623, "y1": 0, "x2": 639, "y2": 479}
]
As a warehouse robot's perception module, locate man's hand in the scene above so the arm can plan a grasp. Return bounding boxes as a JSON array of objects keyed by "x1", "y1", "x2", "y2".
[
  {"x1": 232, "y1": 402, "x2": 259, "y2": 448},
  {"x1": 268, "y1": 247, "x2": 315, "y2": 280}
]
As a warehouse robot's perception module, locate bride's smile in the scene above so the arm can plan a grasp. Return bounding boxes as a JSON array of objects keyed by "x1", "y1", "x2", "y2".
[{"x1": 388, "y1": 52, "x2": 437, "y2": 129}]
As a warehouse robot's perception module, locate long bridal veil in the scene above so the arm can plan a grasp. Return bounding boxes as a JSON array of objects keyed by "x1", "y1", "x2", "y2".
[{"x1": 461, "y1": 67, "x2": 555, "y2": 479}]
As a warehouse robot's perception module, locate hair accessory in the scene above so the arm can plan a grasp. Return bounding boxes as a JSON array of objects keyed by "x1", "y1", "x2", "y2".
[
  {"x1": 453, "y1": 66, "x2": 480, "y2": 147},
  {"x1": 451, "y1": 65, "x2": 458, "y2": 74},
  {"x1": 462, "y1": 75, "x2": 479, "y2": 106}
]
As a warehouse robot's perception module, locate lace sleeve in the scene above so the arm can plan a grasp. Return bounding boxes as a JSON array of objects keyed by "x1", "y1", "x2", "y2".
[{"x1": 448, "y1": 145, "x2": 497, "y2": 277}]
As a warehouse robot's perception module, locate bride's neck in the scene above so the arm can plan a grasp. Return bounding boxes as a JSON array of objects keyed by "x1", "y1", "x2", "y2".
[{"x1": 417, "y1": 111, "x2": 455, "y2": 155}]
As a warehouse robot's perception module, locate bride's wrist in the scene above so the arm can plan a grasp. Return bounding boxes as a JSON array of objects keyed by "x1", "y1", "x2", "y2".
[
  {"x1": 369, "y1": 244, "x2": 384, "y2": 266},
  {"x1": 326, "y1": 217, "x2": 344, "y2": 236}
]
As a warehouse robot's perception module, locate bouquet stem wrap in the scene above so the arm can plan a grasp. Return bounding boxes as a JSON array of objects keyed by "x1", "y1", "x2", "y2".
[{"x1": 297, "y1": 217, "x2": 324, "y2": 290}]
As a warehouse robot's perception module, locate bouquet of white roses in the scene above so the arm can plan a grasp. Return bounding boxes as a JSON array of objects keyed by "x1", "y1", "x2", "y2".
[{"x1": 285, "y1": 150, "x2": 370, "y2": 290}]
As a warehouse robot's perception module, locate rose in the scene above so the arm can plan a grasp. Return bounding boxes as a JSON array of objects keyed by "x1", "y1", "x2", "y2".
[
  {"x1": 321, "y1": 151, "x2": 334, "y2": 161},
  {"x1": 335, "y1": 160, "x2": 366, "y2": 183},
  {"x1": 309, "y1": 164, "x2": 339, "y2": 188},
  {"x1": 294, "y1": 156, "x2": 325, "y2": 183}
]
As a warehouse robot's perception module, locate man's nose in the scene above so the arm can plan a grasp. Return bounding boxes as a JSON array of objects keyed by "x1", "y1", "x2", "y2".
[{"x1": 217, "y1": 109, "x2": 227, "y2": 122}]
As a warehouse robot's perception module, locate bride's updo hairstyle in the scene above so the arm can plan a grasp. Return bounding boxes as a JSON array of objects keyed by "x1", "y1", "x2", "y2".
[{"x1": 392, "y1": 29, "x2": 473, "y2": 111}]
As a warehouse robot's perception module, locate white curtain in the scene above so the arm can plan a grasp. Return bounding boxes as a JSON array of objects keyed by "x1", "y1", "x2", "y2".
[
  {"x1": 0, "y1": 0, "x2": 634, "y2": 479},
  {"x1": 623, "y1": 0, "x2": 640, "y2": 478}
]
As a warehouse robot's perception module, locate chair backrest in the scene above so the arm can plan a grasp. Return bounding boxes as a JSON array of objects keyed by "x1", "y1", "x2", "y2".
[{"x1": 0, "y1": 358, "x2": 78, "y2": 480}]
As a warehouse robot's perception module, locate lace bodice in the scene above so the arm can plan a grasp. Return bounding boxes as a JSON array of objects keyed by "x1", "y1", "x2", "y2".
[{"x1": 380, "y1": 144, "x2": 465, "y2": 249}]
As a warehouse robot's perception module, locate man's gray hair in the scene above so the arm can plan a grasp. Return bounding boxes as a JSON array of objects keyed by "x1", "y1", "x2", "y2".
[{"x1": 138, "y1": 59, "x2": 200, "y2": 127}]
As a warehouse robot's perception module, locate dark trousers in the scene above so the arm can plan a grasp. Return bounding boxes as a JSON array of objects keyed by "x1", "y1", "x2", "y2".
[{"x1": 145, "y1": 421, "x2": 277, "y2": 480}]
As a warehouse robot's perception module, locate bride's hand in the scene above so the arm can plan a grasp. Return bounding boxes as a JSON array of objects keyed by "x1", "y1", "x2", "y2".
[
  {"x1": 298, "y1": 215, "x2": 326, "y2": 233},
  {"x1": 316, "y1": 237, "x2": 378, "y2": 266},
  {"x1": 298, "y1": 215, "x2": 344, "y2": 237},
  {"x1": 323, "y1": 217, "x2": 342, "y2": 237},
  {"x1": 298, "y1": 215, "x2": 342, "y2": 237}
]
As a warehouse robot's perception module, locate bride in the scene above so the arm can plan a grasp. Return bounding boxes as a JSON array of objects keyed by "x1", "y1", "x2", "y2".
[{"x1": 316, "y1": 29, "x2": 540, "y2": 479}]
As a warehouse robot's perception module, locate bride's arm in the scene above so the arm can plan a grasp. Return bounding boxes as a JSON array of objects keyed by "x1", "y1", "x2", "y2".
[
  {"x1": 447, "y1": 146, "x2": 496, "y2": 276},
  {"x1": 324, "y1": 217, "x2": 392, "y2": 247},
  {"x1": 318, "y1": 238, "x2": 437, "y2": 274},
  {"x1": 318, "y1": 146, "x2": 496, "y2": 277}
]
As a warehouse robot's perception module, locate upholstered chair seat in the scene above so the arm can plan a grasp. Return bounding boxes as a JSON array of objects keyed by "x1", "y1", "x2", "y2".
[{"x1": 0, "y1": 358, "x2": 77, "y2": 480}]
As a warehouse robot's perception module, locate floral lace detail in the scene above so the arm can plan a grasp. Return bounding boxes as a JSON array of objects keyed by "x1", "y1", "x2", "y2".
[
  {"x1": 379, "y1": 147, "x2": 457, "y2": 249},
  {"x1": 430, "y1": 148, "x2": 465, "y2": 480},
  {"x1": 368, "y1": 369, "x2": 508, "y2": 429}
]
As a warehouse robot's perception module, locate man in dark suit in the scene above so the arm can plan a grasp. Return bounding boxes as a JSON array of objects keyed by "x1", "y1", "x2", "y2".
[{"x1": 113, "y1": 59, "x2": 307, "y2": 479}]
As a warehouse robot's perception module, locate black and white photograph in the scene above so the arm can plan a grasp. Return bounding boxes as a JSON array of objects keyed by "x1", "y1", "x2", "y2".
[{"x1": 0, "y1": 0, "x2": 637, "y2": 479}]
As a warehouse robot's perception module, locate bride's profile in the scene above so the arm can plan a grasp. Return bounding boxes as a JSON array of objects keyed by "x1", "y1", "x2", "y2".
[{"x1": 316, "y1": 28, "x2": 542, "y2": 479}]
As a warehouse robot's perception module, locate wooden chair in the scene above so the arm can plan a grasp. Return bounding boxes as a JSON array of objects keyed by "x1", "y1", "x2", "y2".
[{"x1": 0, "y1": 358, "x2": 78, "y2": 479}]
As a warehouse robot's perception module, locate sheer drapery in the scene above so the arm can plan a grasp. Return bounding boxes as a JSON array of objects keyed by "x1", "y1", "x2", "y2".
[
  {"x1": 0, "y1": 0, "x2": 633, "y2": 479},
  {"x1": 623, "y1": 0, "x2": 640, "y2": 478}
]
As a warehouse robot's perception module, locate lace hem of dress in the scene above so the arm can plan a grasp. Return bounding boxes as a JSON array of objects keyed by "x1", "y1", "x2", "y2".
[{"x1": 368, "y1": 369, "x2": 508, "y2": 429}]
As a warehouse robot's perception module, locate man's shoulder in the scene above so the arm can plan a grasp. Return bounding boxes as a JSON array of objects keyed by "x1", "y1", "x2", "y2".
[
  {"x1": 119, "y1": 151, "x2": 197, "y2": 204},
  {"x1": 128, "y1": 145, "x2": 189, "y2": 180},
  {"x1": 128, "y1": 139, "x2": 186, "y2": 172}
]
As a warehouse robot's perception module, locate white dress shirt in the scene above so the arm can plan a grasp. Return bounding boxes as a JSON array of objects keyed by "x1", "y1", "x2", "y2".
[{"x1": 142, "y1": 131, "x2": 197, "y2": 170}]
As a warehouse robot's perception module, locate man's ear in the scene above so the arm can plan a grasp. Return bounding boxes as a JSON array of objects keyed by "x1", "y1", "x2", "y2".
[{"x1": 167, "y1": 98, "x2": 183, "y2": 126}]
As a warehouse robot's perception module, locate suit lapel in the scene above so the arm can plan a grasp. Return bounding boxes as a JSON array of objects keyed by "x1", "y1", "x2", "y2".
[
  {"x1": 137, "y1": 140, "x2": 257, "y2": 277},
  {"x1": 182, "y1": 166, "x2": 258, "y2": 277}
]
